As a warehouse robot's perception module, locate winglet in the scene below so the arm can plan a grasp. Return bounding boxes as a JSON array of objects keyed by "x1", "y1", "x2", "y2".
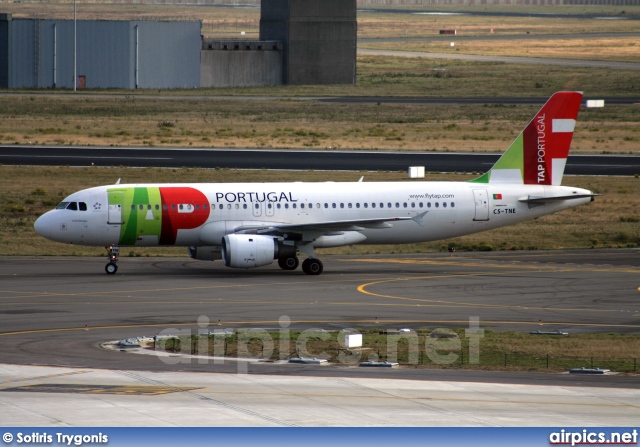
[
  {"x1": 411, "y1": 211, "x2": 428, "y2": 226},
  {"x1": 470, "y1": 92, "x2": 583, "y2": 186}
]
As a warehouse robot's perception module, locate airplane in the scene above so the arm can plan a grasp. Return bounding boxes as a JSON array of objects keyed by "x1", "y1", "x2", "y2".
[{"x1": 34, "y1": 91, "x2": 596, "y2": 276}]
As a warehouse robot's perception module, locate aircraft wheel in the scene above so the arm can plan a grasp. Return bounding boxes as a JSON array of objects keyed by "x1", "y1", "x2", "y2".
[
  {"x1": 105, "y1": 262, "x2": 118, "y2": 275},
  {"x1": 278, "y1": 256, "x2": 299, "y2": 271},
  {"x1": 302, "y1": 258, "x2": 323, "y2": 275}
]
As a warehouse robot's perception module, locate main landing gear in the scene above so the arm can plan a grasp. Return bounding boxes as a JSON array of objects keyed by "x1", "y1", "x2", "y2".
[
  {"x1": 278, "y1": 256, "x2": 299, "y2": 271},
  {"x1": 277, "y1": 256, "x2": 324, "y2": 275},
  {"x1": 302, "y1": 258, "x2": 323, "y2": 275},
  {"x1": 105, "y1": 245, "x2": 119, "y2": 275}
]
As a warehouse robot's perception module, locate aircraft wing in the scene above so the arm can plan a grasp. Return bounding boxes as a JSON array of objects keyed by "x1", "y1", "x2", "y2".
[{"x1": 233, "y1": 212, "x2": 427, "y2": 235}]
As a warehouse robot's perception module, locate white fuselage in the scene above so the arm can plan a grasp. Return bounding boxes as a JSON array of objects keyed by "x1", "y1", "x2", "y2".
[{"x1": 34, "y1": 181, "x2": 593, "y2": 248}]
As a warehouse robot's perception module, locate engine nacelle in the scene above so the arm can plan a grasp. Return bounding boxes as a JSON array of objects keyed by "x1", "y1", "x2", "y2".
[
  {"x1": 222, "y1": 234, "x2": 278, "y2": 269},
  {"x1": 188, "y1": 246, "x2": 222, "y2": 261}
]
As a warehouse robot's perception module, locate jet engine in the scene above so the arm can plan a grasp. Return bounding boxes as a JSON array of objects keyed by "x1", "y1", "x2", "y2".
[{"x1": 221, "y1": 234, "x2": 296, "y2": 269}]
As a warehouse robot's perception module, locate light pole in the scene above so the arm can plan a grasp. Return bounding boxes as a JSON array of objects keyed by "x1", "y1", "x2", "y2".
[{"x1": 73, "y1": 0, "x2": 76, "y2": 92}]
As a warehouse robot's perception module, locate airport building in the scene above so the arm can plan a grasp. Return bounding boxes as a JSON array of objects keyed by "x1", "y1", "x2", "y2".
[
  {"x1": 0, "y1": 0, "x2": 357, "y2": 89},
  {"x1": 0, "y1": 14, "x2": 201, "y2": 89},
  {"x1": 260, "y1": 0, "x2": 357, "y2": 85}
]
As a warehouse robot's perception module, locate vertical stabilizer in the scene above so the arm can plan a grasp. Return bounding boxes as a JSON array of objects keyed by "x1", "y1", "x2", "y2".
[{"x1": 470, "y1": 91, "x2": 583, "y2": 186}]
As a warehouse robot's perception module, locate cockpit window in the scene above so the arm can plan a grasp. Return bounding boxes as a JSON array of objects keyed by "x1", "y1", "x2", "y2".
[
  {"x1": 56, "y1": 202, "x2": 80, "y2": 211},
  {"x1": 79, "y1": 202, "x2": 87, "y2": 211}
]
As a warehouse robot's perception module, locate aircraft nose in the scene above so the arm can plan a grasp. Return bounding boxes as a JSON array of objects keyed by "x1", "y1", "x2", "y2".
[{"x1": 34, "y1": 212, "x2": 52, "y2": 239}]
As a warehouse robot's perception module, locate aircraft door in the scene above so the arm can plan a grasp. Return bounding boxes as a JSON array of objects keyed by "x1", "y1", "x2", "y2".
[
  {"x1": 108, "y1": 191, "x2": 124, "y2": 224},
  {"x1": 472, "y1": 189, "x2": 489, "y2": 221}
]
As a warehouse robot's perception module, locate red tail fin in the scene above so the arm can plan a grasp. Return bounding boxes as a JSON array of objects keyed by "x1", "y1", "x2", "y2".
[
  {"x1": 470, "y1": 92, "x2": 583, "y2": 186},
  {"x1": 522, "y1": 91, "x2": 582, "y2": 185}
]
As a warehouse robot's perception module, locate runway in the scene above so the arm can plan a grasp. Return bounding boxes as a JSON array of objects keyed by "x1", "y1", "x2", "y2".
[
  {"x1": 1, "y1": 146, "x2": 639, "y2": 175},
  {"x1": 1, "y1": 250, "x2": 639, "y2": 426}
]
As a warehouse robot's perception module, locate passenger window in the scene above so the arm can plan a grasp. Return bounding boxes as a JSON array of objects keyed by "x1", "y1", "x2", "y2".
[
  {"x1": 204, "y1": 204, "x2": 208, "y2": 210},
  {"x1": 364, "y1": 203, "x2": 368, "y2": 208},
  {"x1": 285, "y1": 203, "x2": 289, "y2": 209},
  {"x1": 403, "y1": 203, "x2": 408, "y2": 208},
  {"x1": 277, "y1": 203, "x2": 281, "y2": 209},
  {"x1": 227, "y1": 204, "x2": 231, "y2": 209},
  {"x1": 67, "y1": 202, "x2": 78, "y2": 211},
  {"x1": 235, "y1": 204, "x2": 240, "y2": 209},
  {"x1": 243, "y1": 204, "x2": 248, "y2": 209},
  {"x1": 427, "y1": 202, "x2": 431, "y2": 208},
  {"x1": 179, "y1": 204, "x2": 183, "y2": 210},
  {"x1": 139, "y1": 204, "x2": 143, "y2": 210},
  {"x1": 356, "y1": 203, "x2": 360, "y2": 208},
  {"x1": 172, "y1": 204, "x2": 176, "y2": 210},
  {"x1": 419, "y1": 202, "x2": 423, "y2": 208},
  {"x1": 372, "y1": 203, "x2": 376, "y2": 208},
  {"x1": 380, "y1": 203, "x2": 384, "y2": 208},
  {"x1": 332, "y1": 203, "x2": 336, "y2": 209},
  {"x1": 395, "y1": 203, "x2": 399, "y2": 208},
  {"x1": 324, "y1": 203, "x2": 328, "y2": 209},
  {"x1": 218, "y1": 204, "x2": 223, "y2": 210},
  {"x1": 443, "y1": 202, "x2": 447, "y2": 208},
  {"x1": 79, "y1": 202, "x2": 87, "y2": 211},
  {"x1": 387, "y1": 203, "x2": 392, "y2": 208},
  {"x1": 156, "y1": 204, "x2": 160, "y2": 210},
  {"x1": 196, "y1": 204, "x2": 200, "y2": 210},
  {"x1": 131, "y1": 205, "x2": 135, "y2": 210},
  {"x1": 316, "y1": 203, "x2": 320, "y2": 209},
  {"x1": 435, "y1": 202, "x2": 440, "y2": 208},
  {"x1": 255, "y1": 203, "x2": 259, "y2": 209},
  {"x1": 293, "y1": 203, "x2": 297, "y2": 209},
  {"x1": 268, "y1": 203, "x2": 272, "y2": 209},
  {"x1": 301, "y1": 203, "x2": 305, "y2": 209},
  {"x1": 411, "y1": 202, "x2": 415, "y2": 208},
  {"x1": 348, "y1": 203, "x2": 352, "y2": 209},
  {"x1": 451, "y1": 202, "x2": 455, "y2": 208}
]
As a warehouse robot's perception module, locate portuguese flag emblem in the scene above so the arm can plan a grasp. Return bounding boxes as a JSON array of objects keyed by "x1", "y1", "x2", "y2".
[{"x1": 493, "y1": 194, "x2": 503, "y2": 200}]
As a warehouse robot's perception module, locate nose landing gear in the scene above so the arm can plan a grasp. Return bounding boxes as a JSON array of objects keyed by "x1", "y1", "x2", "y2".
[{"x1": 105, "y1": 245, "x2": 119, "y2": 274}]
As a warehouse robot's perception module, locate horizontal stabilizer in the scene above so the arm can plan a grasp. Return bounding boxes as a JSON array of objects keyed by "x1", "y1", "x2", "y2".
[{"x1": 518, "y1": 194, "x2": 599, "y2": 204}]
